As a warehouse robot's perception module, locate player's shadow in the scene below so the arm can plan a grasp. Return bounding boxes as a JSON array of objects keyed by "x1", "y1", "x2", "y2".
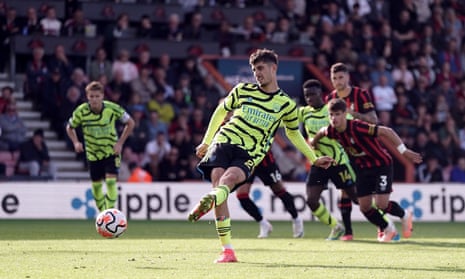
[{"x1": 351, "y1": 239, "x2": 465, "y2": 249}]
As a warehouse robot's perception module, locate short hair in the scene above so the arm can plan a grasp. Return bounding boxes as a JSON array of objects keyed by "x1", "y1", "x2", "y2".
[
  {"x1": 328, "y1": 98, "x2": 347, "y2": 112},
  {"x1": 330, "y1": 62, "x2": 349, "y2": 74},
  {"x1": 249, "y1": 48, "x2": 278, "y2": 66},
  {"x1": 302, "y1": 79, "x2": 322, "y2": 90},
  {"x1": 85, "y1": 81, "x2": 103, "y2": 93}
]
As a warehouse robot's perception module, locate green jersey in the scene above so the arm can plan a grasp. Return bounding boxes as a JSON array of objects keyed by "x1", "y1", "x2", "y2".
[
  {"x1": 203, "y1": 82, "x2": 315, "y2": 167},
  {"x1": 298, "y1": 104, "x2": 351, "y2": 165},
  {"x1": 68, "y1": 100, "x2": 130, "y2": 161}
]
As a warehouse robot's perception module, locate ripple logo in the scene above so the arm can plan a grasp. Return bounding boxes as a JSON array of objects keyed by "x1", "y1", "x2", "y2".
[
  {"x1": 71, "y1": 188, "x2": 97, "y2": 219},
  {"x1": 400, "y1": 190, "x2": 423, "y2": 219}
]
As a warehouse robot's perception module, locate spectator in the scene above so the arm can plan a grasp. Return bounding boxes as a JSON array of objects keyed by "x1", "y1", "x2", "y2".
[
  {"x1": 370, "y1": 57, "x2": 394, "y2": 88},
  {"x1": 147, "y1": 89, "x2": 175, "y2": 124},
  {"x1": 25, "y1": 46, "x2": 48, "y2": 108},
  {"x1": 63, "y1": 8, "x2": 91, "y2": 37},
  {"x1": 0, "y1": 7, "x2": 20, "y2": 72},
  {"x1": 16, "y1": 129, "x2": 57, "y2": 180},
  {"x1": 146, "y1": 110, "x2": 168, "y2": 140},
  {"x1": 161, "y1": 13, "x2": 183, "y2": 42},
  {"x1": 142, "y1": 131, "x2": 171, "y2": 179},
  {"x1": 0, "y1": 102, "x2": 28, "y2": 152},
  {"x1": 372, "y1": 74, "x2": 397, "y2": 113},
  {"x1": 416, "y1": 155, "x2": 444, "y2": 183},
  {"x1": 21, "y1": 7, "x2": 42, "y2": 36},
  {"x1": 412, "y1": 56, "x2": 436, "y2": 89},
  {"x1": 40, "y1": 6, "x2": 62, "y2": 36},
  {"x1": 183, "y1": 11, "x2": 206, "y2": 40},
  {"x1": 130, "y1": 66, "x2": 157, "y2": 104},
  {"x1": 152, "y1": 67, "x2": 174, "y2": 99},
  {"x1": 136, "y1": 14, "x2": 155, "y2": 39},
  {"x1": 127, "y1": 162, "x2": 152, "y2": 182},
  {"x1": 392, "y1": 9, "x2": 416, "y2": 45},
  {"x1": 135, "y1": 48, "x2": 155, "y2": 75},
  {"x1": 157, "y1": 53, "x2": 178, "y2": 87},
  {"x1": 88, "y1": 47, "x2": 113, "y2": 82},
  {"x1": 437, "y1": 38, "x2": 462, "y2": 79},
  {"x1": 157, "y1": 147, "x2": 187, "y2": 181},
  {"x1": 125, "y1": 104, "x2": 151, "y2": 157},
  {"x1": 392, "y1": 93, "x2": 417, "y2": 137},
  {"x1": 108, "y1": 69, "x2": 131, "y2": 106},
  {"x1": 59, "y1": 86, "x2": 82, "y2": 143},
  {"x1": 103, "y1": 12, "x2": 133, "y2": 58},
  {"x1": 449, "y1": 155, "x2": 465, "y2": 182},
  {"x1": 270, "y1": 16, "x2": 299, "y2": 44},
  {"x1": 41, "y1": 67, "x2": 70, "y2": 133},
  {"x1": 47, "y1": 44, "x2": 74, "y2": 78},
  {"x1": 112, "y1": 49, "x2": 139, "y2": 83},
  {"x1": 230, "y1": 15, "x2": 263, "y2": 42},
  {"x1": 0, "y1": 86, "x2": 15, "y2": 113},
  {"x1": 392, "y1": 56, "x2": 415, "y2": 91}
]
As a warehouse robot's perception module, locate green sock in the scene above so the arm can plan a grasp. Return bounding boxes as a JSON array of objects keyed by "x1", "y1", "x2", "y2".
[
  {"x1": 210, "y1": 185, "x2": 230, "y2": 207},
  {"x1": 92, "y1": 181, "x2": 105, "y2": 211},
  {"x1": 105, "y1": 177, "x2": 118, "y2": 209},
  {"x1": 216, "y1": 217, "x2": 232, "y2": 249},
  {"x1": 313, "y1": 203, "x2": 338, "y2": 228}
]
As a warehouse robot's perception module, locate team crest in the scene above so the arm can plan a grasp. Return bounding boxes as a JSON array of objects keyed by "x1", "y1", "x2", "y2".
[{"x1": 273, "y1": 104, "x2": 280, "y2": 112}]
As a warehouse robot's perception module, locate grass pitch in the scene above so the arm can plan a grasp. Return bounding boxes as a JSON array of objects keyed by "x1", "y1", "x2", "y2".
[{"x1": 0, "y1": 220, "x2": 464, "y2": 279}]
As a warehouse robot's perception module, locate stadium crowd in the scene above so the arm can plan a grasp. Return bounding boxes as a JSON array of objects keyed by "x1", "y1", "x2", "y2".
[{"x1": 0, "y1": 0, "x2": 465, "y2": 183}]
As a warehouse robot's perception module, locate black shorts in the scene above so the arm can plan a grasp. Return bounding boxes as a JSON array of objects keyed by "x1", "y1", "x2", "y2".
[
  {"x1": 197, "y1": 143, "x2": 254, "y2": 186},
  {"x1": 306, "y1": 163, "x2": 356, "y2": 190},
  {"x1": 355, "y1": 165, "x2": 393, "y2": 197},
  {"x1": 245, "y1": 151, "x2": 281, "y2": 186},
  {"x1": 88, "y1": 155, "x2": 120, "y2": 181}
]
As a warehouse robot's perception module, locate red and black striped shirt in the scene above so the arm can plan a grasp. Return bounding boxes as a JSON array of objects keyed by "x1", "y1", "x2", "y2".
[
  {"x1": 325, "y1": 86, "x2": 375, "y2": 114},
  {"x1": 325, "y1": 119, "x2": 392, "y2": 168}
]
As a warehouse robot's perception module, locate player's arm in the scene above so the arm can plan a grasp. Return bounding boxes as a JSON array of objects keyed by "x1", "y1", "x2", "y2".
[
  {"x1": 114, "y1": 112, "x2": 135, "y2": 154},
  {"x1": 377, "y1": 125, "x2": 423, "y2": 164},
  {"x1": 66, "y1": 121, "x2": 84, "y2": 153},
  {"x1": 309, "y1": 126, "x2": 328, "y2": 150},
  {"x1": 350, "y1": 109, "x2": 377, "y2": 124},
  {"x1": 285, "y1": 127, "x2": 333, "y2": 168},
  {"x1": 195, "y1": 103, "x2": 228, "y2": 158}
]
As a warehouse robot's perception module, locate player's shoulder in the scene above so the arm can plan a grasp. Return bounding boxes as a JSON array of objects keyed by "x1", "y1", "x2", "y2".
[
  {"x1": 103, "y1": 100, "x2": 124, "y2": 111},
  {"x1": 74, "y1": 102, "x2": 89, "y2": 112}
]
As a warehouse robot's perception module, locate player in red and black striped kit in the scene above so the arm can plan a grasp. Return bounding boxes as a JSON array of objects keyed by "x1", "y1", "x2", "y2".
[
  {"x1": 325, "y1": 62, "x2": 378, "y2": 240},
  {"x1": 312, "y1": 98, "x2": 422, "y2": 242}
]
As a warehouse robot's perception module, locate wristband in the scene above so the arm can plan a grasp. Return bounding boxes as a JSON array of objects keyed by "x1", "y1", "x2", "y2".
[{"x1": 397, "y1": 143, "x2": 407, "y2": 154}]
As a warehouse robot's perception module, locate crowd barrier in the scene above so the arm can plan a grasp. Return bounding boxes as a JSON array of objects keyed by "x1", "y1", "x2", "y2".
[{"x1": 1, "y1": 182, "x2": 464, "y2": 222}]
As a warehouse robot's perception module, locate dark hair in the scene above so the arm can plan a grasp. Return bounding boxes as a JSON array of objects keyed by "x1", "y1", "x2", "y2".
[
  {"x1": 249, "y1": 48, "x2": 278, "y2": 66},
  {"x1": 302, "y1": 79, "x2": 322, "y2": 90},
  {"x1": 328, "y1": 98, "x2": 347, "y2": 112},
  {"x1": 330, "y1": 62, "x2": 349, "y2": 74}
]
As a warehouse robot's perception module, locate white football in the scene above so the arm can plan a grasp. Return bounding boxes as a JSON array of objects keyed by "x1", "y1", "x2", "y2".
[{"x1": 95, "y1": 208, "x2": 127, "y2": 238}]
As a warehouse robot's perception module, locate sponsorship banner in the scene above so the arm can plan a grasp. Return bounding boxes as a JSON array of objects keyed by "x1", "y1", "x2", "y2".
[
  {"x1": 0, "y1": 182, "x2": 464, "y2": 222},
  {"x1": 217, "y1": 58, "x2": 303, "y2": 98}
]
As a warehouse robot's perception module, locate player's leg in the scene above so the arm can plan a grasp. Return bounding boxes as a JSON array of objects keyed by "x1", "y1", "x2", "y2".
[
  {"x1": 89, "y1": 160, "x2": 106, "y2": 212},
  {"x1": 269, "y1": 180, "x2": 303, "y2": 238},
  {"x1": 306, "y1": 184, "x2": 344, "y2": 240},
  {"x1": 213, "y1": 166, "x2": 247, "y2": 263},
  {"x1": 104, "y1": 155, "x2": 120, "y2": 209},
  {"x1": 334, "y1": 163, "x2": 357, "y2": 240},
  {"x1": 306, "y1": 166, "x2": 343, "y2": 240},
  {"x1": 357, "y1": 167, "x2": 396, "y2": 242},
  {"x1": 236, "y1": 182, "x2": 272, "y2": 238}
]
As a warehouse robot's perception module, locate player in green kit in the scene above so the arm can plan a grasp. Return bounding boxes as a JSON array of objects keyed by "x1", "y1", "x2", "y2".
[
  {"x1": 66, "y1": 81, "x2": 135, "y2": 212},
  {"x1": 298, "y1": 79, "x2": 358, "y2": 240},
  {"x1": 188, "y1": 49, "x2": 333, "y2": 263}
]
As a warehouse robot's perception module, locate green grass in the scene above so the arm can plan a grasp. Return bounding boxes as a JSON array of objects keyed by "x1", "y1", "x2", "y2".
[{"x1": 0, "y1": 220, "x2": 464, "y2": 279}]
